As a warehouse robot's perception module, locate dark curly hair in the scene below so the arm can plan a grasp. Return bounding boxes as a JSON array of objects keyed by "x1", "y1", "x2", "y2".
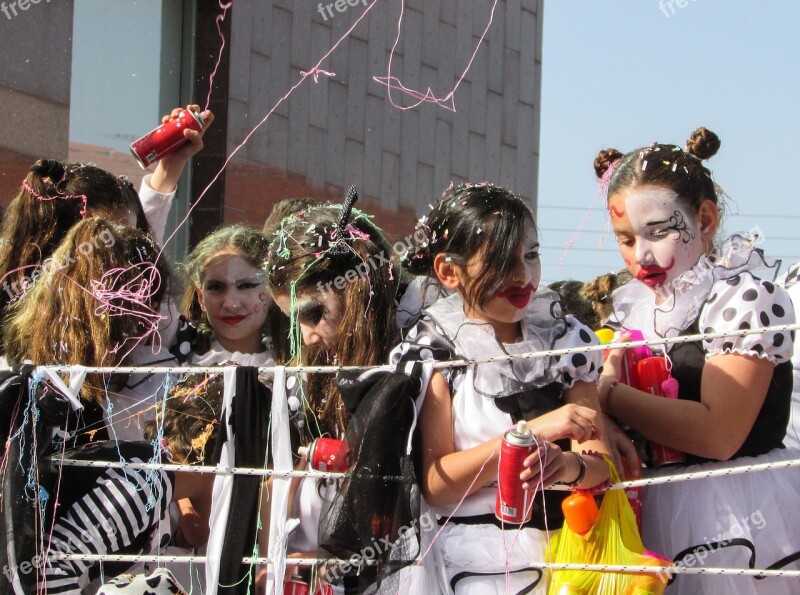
[{"x1": 143, "y1": 372, "x2": 225, "y2": 464}]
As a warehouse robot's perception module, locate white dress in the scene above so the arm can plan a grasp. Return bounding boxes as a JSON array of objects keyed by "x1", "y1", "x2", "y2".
[
  {"x1": 778, "y1": 261, "x2": 800, "y2": 450},
  {"x1": 392, "y1": 290, "x2": 603, "y2": 595},
  {"x1": 609, "y1": 235, "x2": 800, "y2": 595}
]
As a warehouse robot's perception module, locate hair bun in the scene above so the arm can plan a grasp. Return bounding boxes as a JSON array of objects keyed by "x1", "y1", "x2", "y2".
[
  {"x1": 594, "y1": 149, "x2": 623, "y2": 179},
  {"x1": 30, "y1": 159, "x2": 66, "y2": 182},
  {"x1": 402, "y1": 246, "x2": 433, "y2": 276},
  {"x1": 686, "y1": 127, "x2": 720, "y2": 160}
]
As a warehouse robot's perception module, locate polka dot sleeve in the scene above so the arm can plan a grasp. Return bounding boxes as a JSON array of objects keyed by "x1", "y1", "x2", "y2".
[
  {"x1": 699, "y1": 273, "x2": 795, "y2": 363},
  {"x1": 551, "y1": 316, "x2": 604, "y2": 388}
]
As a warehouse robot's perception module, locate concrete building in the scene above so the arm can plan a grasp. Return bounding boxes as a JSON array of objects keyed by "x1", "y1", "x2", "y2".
[{"x1": 0, "y1": 0, "x2": 543, "y2": 255}]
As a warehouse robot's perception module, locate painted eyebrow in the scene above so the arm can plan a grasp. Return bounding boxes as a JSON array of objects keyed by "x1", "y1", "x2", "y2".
[{"x1": 645, "y1": 218, "x2": 672, "y2": 227}]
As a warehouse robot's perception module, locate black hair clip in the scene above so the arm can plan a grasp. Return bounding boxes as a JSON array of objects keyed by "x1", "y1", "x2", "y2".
[{"x1": 329, "y1": 185, "x2": 359, "y2": 256}]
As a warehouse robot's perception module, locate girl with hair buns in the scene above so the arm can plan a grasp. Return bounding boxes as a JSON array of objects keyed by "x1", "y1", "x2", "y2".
[
  {"x1": 3, "y1": 217, "x2": 172, "y2": 446},
  {"x1": 181, "y1": 223, "x2": 275, "y2": 366},
  {"x1": 394, "y1": 182, "x2": 611, "y2": 594},
  {"x1": 595, "y1": 127, "x2": 800, "y2": 594}
]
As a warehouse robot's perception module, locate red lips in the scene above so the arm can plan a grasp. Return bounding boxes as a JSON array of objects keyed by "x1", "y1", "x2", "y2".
[
  {"x1": 497, "y1": 284, "x2": 535, "y2": 309},
  {"x1": 219, "y1": 315, "x2": 247, "y2": 325},
  {"x1": 636, "y1": 258, "x2": 675, "y2": 287}
]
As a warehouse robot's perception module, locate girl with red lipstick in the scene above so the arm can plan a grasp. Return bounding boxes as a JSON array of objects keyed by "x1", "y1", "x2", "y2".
[
  {"x1": 596, "y1": 127, "x2": 800, "y2": 594},
  {"x1": 181, "y1": 224, "x2": 275, "y2": 367},
  {"x1": 394, "y1": 182, "x2": 611, "y2": 594}
]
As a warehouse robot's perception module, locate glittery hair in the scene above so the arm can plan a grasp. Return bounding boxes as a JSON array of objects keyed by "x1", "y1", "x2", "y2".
[
  {"x1": 0, "y1": 161, "x2": 152, "y2": 340},
  {"x1": 143, "y1": 372, "x2": 224, "y2": 464},
  {"x1": 402, "y1": 182, "x2": 536, "y2": 310},
  {"x1": 595, "y1": 127, "x2": 722, "y2": 215},
  {"x1": 267, "y1": 199, "x2": 399, "y2": 436},
  {"x1": 3, "y1": 218, "x2": 171, "y2": 404}
]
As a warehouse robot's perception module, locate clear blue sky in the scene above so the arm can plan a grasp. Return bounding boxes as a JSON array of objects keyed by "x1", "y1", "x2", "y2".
[{"x1": 537, "y1": 1, "x2": 800, "y2": 285}]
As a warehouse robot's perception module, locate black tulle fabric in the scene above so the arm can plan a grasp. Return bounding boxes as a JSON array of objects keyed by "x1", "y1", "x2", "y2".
[{"x1": 316, "y1": 365, "x2": 422, "y2": 592}]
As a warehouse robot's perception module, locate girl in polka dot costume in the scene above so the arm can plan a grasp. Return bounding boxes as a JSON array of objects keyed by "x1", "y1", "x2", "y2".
[
  {"x1": 394, "y1": 183, "x2": 611, "y2": 595},
  {"x1": 595, "y1": 127, "x2": 800, "y2": 595}
]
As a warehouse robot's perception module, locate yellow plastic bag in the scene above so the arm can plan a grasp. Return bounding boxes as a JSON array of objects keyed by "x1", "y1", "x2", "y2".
[{"x1": 546, "y1": 455, "x2": 672, "y2": 594}]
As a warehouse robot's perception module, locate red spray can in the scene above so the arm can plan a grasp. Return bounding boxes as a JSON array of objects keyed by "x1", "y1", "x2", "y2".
[
  {"x1": 284, "y1": 569, "x2": 310, "y2": 595},
  {"x1": 638, "y1": 356, "x2": 686, "y2": 468},
  {"x1": 302, "y1": 437, "x2": 348, "y2": 472},
  {"x1": 496, "y1": 421, "x2": 536, "y2": 524},
  {"x1": 129, "y1": 108, "x2": 204, "y2": 169},
  {"x1": 622, "y1": 330, "x2": 653, "y2": 389}
]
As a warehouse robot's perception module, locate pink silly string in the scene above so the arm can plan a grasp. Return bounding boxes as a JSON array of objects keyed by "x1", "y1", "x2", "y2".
[
  {"x1": 394, "y1": 444, "x2": 500, "y2": 595},
  {"x1": 85, "y1": 264, "x2": 165, "y2": 363},
  {"x1": 157, "y1": 0, "x2": 379, "y2": 262},
  {"x1": 375, "y1": 0, "x2": 499, "y2": 112},
  {"x1": 204, "y1": 1, "x2": 233, "y2": 112},
  {"x1": 300, "y1": 67, "x2": 336, "y2": 83},
  {"x1": 22, "y1": 180, "x2": 88, "y2": 218},
  {"x1": 557, "y1": 159, "x2": 622, "y2": 267}
]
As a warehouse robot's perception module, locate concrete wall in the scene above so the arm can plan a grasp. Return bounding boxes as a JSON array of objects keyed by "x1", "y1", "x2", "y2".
[
  {"x1": 222, "y1": 0, "x2": 542, "y2": 239},
  {"x1": 0, "y1": 0, "x2": 74, "y2": 203}
]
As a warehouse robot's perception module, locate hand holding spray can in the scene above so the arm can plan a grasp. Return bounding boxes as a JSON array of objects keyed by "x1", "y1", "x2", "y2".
[
  {"x1": 496, "y1": 421, "x2": 536, "y2": 524},
  {"x1": 129, "y1": 108, "x2": 205, "y2": 169},
  {"x1": 637, "y1": 356, "x2": 686, "y2": 467}
]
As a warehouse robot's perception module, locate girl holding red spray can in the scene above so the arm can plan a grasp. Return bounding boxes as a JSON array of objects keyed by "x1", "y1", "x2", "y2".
[
  {"x1": 595, "y1": 127, "x2": 800, "y2": 595},
  {"x1": 393, "y1": 183, "x2": 612, "y2": 594}
]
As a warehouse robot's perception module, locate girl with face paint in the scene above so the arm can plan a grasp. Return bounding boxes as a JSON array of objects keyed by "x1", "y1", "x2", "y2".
[
  {"x1": 181, "y1": 224, "x2": 275, "y2": 367},
  {"x1": 595, "y1": 128, "x2": 800, "y2": 595},
  {"x1": 267, "y1": 197, "x2": 434, "y2": 593},
  {"x1": 393, "y1": 183, "x2": 612, "y2": 594}
]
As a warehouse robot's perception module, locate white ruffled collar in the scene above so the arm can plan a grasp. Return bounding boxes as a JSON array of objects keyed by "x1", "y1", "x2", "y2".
[
  {"x1": 422, "y1": 289, "x2": 570, "y2": 396},
  {"x1": 191, "y1": 338, "x2": 275, "y2": 368},
  {"x1": 610, "y1": 233, "x2": 779, "y2": 343}
]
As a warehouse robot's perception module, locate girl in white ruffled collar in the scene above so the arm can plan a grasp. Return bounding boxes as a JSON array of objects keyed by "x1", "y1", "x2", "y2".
[
  {"x1": 181, "y1": 224, "x2": 275, "y2": 368},
  {"x1": 596, "y1": 127, "x2": 799, "y2": 595},
  {"x1": 396, "y1": 182, "x2": 612, "y2": 594}
]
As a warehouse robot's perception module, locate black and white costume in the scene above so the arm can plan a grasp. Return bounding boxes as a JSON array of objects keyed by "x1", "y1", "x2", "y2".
[
  {"x1": 609, "y1": 235, "x2": 800, "y2": 595},
  {"x1": 392, "y1": 290, "x2": 602, "y2": 594}
]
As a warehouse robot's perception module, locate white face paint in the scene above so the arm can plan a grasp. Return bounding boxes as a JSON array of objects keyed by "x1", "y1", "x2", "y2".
[
  {"x1": 609, "y1": 185, "x2": 706, "y2": 290},
  {"x1": 196, "y1": 253, "x2": 270, "y2": 354}
]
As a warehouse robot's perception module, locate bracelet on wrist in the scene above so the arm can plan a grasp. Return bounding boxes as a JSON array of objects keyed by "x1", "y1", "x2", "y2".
[{"x1": 562, "y1": 451, "x2": 586, "y2": 487}]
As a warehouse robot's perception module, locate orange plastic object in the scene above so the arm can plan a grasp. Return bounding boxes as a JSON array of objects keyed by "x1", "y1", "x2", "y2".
[{"x1": 562, "y1": 492, "x2": 600, "y2": 535}]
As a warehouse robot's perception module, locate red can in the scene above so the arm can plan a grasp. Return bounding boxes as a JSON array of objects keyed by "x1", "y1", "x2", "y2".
[
  {"x1": 638, "y1": 357, "x2": 686, "y2": 468},
  {"x1": 306, "y1": 437, "x2": 348, "y2": 472},
  {"x1": 496, "y1": 421, "x2": 536, "y2": 524},
  {"x1": 284, "y1": 570, "x2": 309, "y2": 595},
  {"x1": 129, "y1": 108, "x2": 204, "y2": 169},
  {"x1": 622, "y1": 330, "x2": 653, "y2": 389}
]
